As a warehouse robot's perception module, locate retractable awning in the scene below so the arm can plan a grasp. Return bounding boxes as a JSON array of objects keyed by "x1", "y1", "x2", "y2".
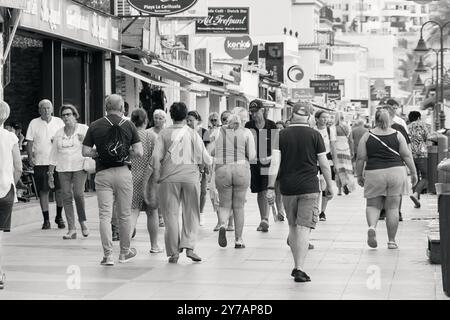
[
  {"x1": 119, "y1": 56, "x2": 196, "y2": 86},
  {"x1": 116, "y1": 63, "x2": 190, "y2": 92}
]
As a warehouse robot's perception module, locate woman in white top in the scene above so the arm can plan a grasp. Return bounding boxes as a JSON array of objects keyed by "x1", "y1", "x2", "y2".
[
  {"x1": 49, "y1": 104, "x2": 89, "y2": 240},
  {"x1": 0, "y1": 101, "x2": 23, "y2": 289}
]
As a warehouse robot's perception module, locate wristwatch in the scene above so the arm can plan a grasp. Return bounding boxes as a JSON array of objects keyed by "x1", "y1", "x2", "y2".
[{"x1": 267, "y1": 186, "x2": 275, "y2": 190}]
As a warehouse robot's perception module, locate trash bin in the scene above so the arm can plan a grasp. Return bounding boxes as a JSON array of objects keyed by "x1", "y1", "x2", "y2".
[
  {"x1": 436, "y1": 159, "x2": 450, "y2": 297},
  {"x1": 427, "y1": 133, "x2": 448, "y2": 193}
]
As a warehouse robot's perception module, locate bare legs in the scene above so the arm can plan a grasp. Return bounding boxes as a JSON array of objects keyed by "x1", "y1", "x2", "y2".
[
  {"x1": 131, "y1": 208, "x2": 161, "y2": 251},
  {"x1": 366, "y1": 196, "x2": 401, "y2": 247},
  {"x1": 289, "y1": 225, "x2": 311, "y2": 270}
]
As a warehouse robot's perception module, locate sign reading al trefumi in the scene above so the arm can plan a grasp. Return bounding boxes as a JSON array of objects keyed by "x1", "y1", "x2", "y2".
[{"x1": 127, "y1": 0, "x2": 199, "y2": 16}]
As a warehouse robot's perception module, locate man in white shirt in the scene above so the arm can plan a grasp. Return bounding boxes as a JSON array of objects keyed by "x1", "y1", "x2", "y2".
[
  {"x1": 383, "y1": 99, "x2": 409, "y2": 134},
  {"x1": 26, "y1": 100, "x2": 65, "y2": 230},
  {"x1": 313, "y1": 110, "x2": 337, "y2": 222}
]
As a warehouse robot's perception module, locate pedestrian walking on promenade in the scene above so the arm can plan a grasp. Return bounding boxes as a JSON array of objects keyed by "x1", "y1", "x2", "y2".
[
  {"x1": 378, "y1": 103, "x2": 411, "y2": 221},
  {"x1": 313, "y1": 110, "x2": 337, "y2": 221},
  {"x1": 26, "y1": 99, "x2": 65, "y2": 230},
  {"x1": 48, "y1": 104, "x2": 89, "y2": 240},
  {"x1": 152, "y1": 102, "x2": 213, "y2": 263},
  {"x1": 129, "y1": 109, "x2": 162, "y2": 254},
  {"x1": 334, "y1": 113, "x2": 355, "y2": 195},
  {"x1": 356, "y1": 106, "x2": 417, "y2": 250},
  {"x1": 148, "y1": 109, "x2": 167, "y2": 228},
  {"x1": 245, "y1": 100, "x2": 279, "y2": 232},
  {"x1": 274, "y1": 121, "x2": 287, "y2": 221},
  {"x1": 0, "y1": 101, "x2": 23, "y2": 290},
  {"x1": 266, "y1": 102, "x2": 333, "y2": 282},
  {"x1": 211, "y1": 107, "x2": 256, "y2": 249},
  {"x1": 351, "y1": 119, "x2": 368, "y2": 168},
  {"x1": 382, "y1": 99, "x2": 409, "y2": 134},
  {"x1": 408, "y1": 111, "x2": 430, "y2": 209},
  {"x1": 187, "y1": 111, "x2": 210, "y2": 226},
  {"x1": 208, "y1": 111, "x2": 235, "y2": 232},
  {"x1": 82, "y1": 94, "x2": 143, "y2": 266}
]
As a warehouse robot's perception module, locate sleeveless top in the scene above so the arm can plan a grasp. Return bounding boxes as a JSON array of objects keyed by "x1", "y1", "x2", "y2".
[{"x1": 365, "y1": 131, "x2": 404, "y2": 171}]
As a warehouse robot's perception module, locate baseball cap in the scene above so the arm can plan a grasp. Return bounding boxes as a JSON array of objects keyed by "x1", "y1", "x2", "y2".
[
  {"x1": 292, "y1": 101, "x2": 313, "y2": 116},
  {"x1": 249, "y1": 99, "x2": 264, "y2": 112}
]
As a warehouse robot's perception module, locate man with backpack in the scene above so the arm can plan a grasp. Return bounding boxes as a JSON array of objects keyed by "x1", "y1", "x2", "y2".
[{"x1": 82, "y1": 94, "x2": 143, "y2": 266}]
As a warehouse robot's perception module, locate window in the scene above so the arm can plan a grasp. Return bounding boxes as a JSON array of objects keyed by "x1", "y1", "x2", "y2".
[
  {"x1": 421, "y1": 5, "x2": 427, "y2": 13},
  {"x1": 368, "y1": 58, "x2": 384, "y2": 69},
  {"x1": 334, "y1": 53, "x2": 356, "y2": 62},
  {"x1": 345, "y1": 3, "x2": 349, "y2": 11}
]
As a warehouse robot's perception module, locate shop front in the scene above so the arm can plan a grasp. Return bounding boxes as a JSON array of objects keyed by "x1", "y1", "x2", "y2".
[{"x1": 3, "y1": 0, "x2": 121, "y2": 130}]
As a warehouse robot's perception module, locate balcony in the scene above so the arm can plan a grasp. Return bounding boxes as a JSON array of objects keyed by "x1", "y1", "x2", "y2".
[{"x1": 316, "y1": 30, "x2": 334, "y2": 46}]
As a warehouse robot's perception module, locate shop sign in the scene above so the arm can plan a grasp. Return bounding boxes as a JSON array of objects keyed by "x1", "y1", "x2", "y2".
[
  {"x1": 265, "y1": 42, "x2": 284, "y2": 83},
  {"x1": 20, "y1": 0, "x2": 121, "y2": 53},
  {"x1": 224, "y1": 35, "x2": 252, "y2": 59},
  {"x1": 127, "y1": 0, "x2": 199, "y2": 16},
  {"x1": 0, "y1": 0, "x2": 27, "y2": 9},
  {"x1": 310, "y1": 79, "x2": 339, "y2": 94},
  {"x1": 287, "y1": 65, "x2": 304, "y2": 83},
  {"x1": 350, "y1": 99, "x2": 369, "y2": 109},
  {"x1": 291, "y1": 88, "x2": 315, "y2": 101},
  {"x1": 328, "y1": 90, "x2": 341, "y2": 100},
  {"x1": 196, "y1": 7, "x2": 249, "y2": 34},
  {"x1": 370, "y1": 85, "x2": 391, "y2": 101}
]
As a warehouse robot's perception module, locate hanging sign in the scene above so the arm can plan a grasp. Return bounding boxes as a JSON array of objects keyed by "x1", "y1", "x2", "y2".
[
  {"x1": 127, "y1": 0, "x2": 199, "y2": 16},
  {"x1": 196, "y1": 7, "x2": 249, "y2": 34},
  {"x1": 287, "y1": 65, "x2": 304, "y2": 83},
  {"x1": 224, "y1": 35, "x2": 253, "y2": 59}
]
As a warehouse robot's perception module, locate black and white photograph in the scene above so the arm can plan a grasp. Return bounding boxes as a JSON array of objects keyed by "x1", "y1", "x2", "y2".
[{"x1": 1, "y1": 0, "x2": 450, "y2": 304}]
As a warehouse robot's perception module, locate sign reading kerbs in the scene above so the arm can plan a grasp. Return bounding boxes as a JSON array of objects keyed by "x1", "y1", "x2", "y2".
[
  {"x1": 196, "y1": 7, "x2": 249, "y2": 34},
  {"x1": 127, "y1": 0, "x2": 199, "y2": 16},
  {"x1": 224, "y1": 36, "x2": 253, "y2": 59}
]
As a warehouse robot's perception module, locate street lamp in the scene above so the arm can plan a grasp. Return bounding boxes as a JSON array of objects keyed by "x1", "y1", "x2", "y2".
[{"x1": 414, "y1": 20, "x2": 450, "y2": 129}]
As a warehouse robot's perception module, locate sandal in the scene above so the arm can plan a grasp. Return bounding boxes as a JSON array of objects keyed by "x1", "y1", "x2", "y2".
[
  {"x1": 150, "y1": 247, "x2": 163, "y2": 253},
  {"x1": 387, "y1": 241, "x2": 398, "y2": 249},
  {"x1": 235, "y1": 243, "x2": 246, "y2": 249}
]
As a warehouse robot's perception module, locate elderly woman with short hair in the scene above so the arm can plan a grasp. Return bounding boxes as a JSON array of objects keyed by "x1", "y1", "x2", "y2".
[
  {"x1": 356, "y1": 106, "x2": 417, "y2": 250},
  {"x1": 212, "y1": 107, "x2": 256, "y2": 248},
  {"x1": 49, "y1": 104, "x2": 89, "y2": 239},
  {"x1": 0, "y1": 101, "x2": 23, "y2": 289}
]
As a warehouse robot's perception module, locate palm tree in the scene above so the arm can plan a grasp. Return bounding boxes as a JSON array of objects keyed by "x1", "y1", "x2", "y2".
[
  {"x1": 426, "y1": 0, "x2": 450, "y2": 45},
  {"x1": 398, "y1": 52, "x2": 420, "y2": 93}
]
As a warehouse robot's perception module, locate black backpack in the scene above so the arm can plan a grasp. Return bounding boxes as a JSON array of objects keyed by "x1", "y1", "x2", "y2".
[{"x1": 98, "y1": 117, "x2": 130, "y2": 166}]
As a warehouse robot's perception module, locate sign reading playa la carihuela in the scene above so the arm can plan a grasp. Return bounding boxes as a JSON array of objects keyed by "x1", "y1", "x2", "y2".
[
  {"x1": 196, "y1": 7, "x2": 249, "y2": 34},
  {"x1": 127, "y1": 0, "x2": 199, "y2": 16}
]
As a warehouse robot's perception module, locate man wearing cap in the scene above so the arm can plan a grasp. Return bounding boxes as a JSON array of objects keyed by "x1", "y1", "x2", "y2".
[
  {"x1": 266, "y1": 101, "x2": 334, "y2": 282},
  {"x1": 245, "y1": 100, "x2": 279, "y2": 232}
]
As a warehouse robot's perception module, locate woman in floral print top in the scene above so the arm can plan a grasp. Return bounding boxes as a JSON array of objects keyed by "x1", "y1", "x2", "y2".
[{"x1": 407, "y1": 111, "x2": 430, "y2": 209}]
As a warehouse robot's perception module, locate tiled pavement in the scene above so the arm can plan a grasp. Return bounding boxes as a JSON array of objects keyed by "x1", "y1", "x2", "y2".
[{"x1": 0, "y1": 186, "x2": 449, "y2": 300}]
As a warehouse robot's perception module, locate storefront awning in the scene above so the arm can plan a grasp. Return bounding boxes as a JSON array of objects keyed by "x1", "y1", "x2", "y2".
[
  {"x1": 158, "y1": 58, "x2": 235, "y2": 85},
  {"x1": 116, "y1": 65, "x2": 190, "y2": 92},
  {"x1": 119, "y1": 56, "x2": 196, "y2": 86}
]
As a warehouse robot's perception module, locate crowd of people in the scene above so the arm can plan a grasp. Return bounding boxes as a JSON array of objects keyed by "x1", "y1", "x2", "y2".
[{"x1": 0, "y1": 94, "x2": 431, "y2": 288}]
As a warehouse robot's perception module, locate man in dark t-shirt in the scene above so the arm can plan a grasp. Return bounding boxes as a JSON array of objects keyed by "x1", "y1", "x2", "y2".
[
  {"x1": 245, "y1": 100, "x2": 279, "y2": 233},
  {"x1": 82, "y1": 94, "x2": 143, "y2": 266},
  {"x1": 266, "y1": 101, "x2": 334, "y2": 283}
]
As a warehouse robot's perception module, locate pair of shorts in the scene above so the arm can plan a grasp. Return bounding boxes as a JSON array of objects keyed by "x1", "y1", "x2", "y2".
[
  {"x1": 215, "y1": 164, "x2": 250, "y2": 209},
  {"x1": 282, "y1": 192, "x2": 320, "y2": 229},
  {"x1": 33, "y1": 165, "x2": 61, "y2": 193},
  {"x1": 250, "y1": 163, "x2": 270, "y2": 193},
  {"x1": 0, "y1": 184, "x2": 14, "y2": 232},
  {"x1": 364, "y1": 167, "x2": 409, "y2": 199}
]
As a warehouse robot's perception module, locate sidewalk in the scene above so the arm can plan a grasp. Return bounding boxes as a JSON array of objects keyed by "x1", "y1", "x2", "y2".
[{"x1": 0, "y1": 186, "x2": 448, "y2": 300}]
